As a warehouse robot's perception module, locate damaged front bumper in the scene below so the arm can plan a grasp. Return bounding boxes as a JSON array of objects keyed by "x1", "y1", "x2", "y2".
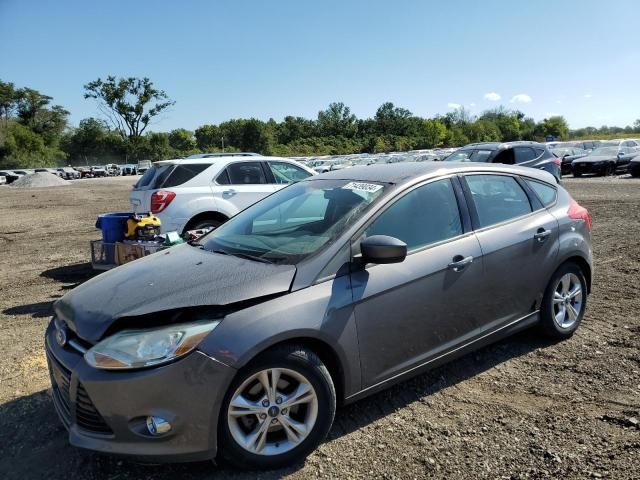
[{"x1": 44, "y1": 319, "x2": 236, "y2": 463}]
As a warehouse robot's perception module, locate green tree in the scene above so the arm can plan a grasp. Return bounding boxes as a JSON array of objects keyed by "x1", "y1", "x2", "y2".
[
  {"x1": 0, "y1": 80, "x2": 20, "y2": 125},
  {"x1": 536, "y1": 116, "x2": 569, "y2": 139},
  {"x1": 194, "y1": 124, "x2": 221, "y2": 151},
  {"x1": 317, "y1": 102, "x2": 357, "y2": 138},
  {"x1": 374, "y1": 102, "x2": 413, "y2": 136},
  {"x1": 168, "y1": 128, "x2": 196, "y2": 153},
  {"x1": 240, "y1": 119, "x2": 272, "y2": 154},
  {"x1": 83, "y1": 76, "x2": 175, "y2": 139}
]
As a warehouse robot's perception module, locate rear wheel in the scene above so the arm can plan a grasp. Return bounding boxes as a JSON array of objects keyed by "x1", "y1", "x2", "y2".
[
  {"x1": 540, "y1": 263, "x2": 587, "y2": 339},
  {"x1": 219, "y1": 345, "x2": 336, "y2": 470},
  {"x1": 573, "y1": 170, "x2": 582, "y2": 178}
]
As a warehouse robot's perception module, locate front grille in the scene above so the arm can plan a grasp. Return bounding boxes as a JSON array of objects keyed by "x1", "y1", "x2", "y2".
[
  {"x1": 76, "y1": 383, "x2": 113, "y2": 434},
  {"x1": 48, "y1": 354, "x2": 72, "y2": 427},
  {"x1": 47, "y1": 346, "x2": 113, "y2": 435}
]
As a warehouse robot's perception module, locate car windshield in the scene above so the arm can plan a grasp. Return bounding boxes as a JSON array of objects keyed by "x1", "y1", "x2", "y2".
[
  {"x1": 200, "y1": 179, "x2": 387, "y2": 264},
  {"x1": 445, "y1": 149, "x2": 493, "y2": 162},
  {"x1": 589, "y1": 147, "x2": 618, "y2": 156}
]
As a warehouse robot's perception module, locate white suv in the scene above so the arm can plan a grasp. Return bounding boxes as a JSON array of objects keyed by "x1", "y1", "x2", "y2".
[{"x1": 129, "y1": 154, "x2": 316, "y2": 233}]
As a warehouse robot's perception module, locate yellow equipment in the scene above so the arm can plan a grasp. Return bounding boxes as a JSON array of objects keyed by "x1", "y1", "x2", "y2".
[{"x1": 125, "y1": 213, "x2": 162, "y2": 240}]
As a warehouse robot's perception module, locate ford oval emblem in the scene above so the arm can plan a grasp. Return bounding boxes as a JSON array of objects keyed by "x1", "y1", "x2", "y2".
[{"x1": 55, "y1": 327, "x2": 67, "y2": 347}]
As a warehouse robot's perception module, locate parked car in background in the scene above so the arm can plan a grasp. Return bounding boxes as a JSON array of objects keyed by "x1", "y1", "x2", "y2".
[
  {"x1": 570, "y1": 146, "x2": 637, "y2": 176},
  {"x1": 137, "y1": 159, "x2": 152, "y2": 175},
  {"x1": 0, "y1": 171, "x2": 20, "y2": 184},
  {"x1": 444, "y1": 141, "x2": 561, "y2": 181},
  {"x1": 628, "y1": 156, "x2": 640, "y2": 177},
  {"x1": 105, "y1": 163, "x2": 120, "y2": 176},
  {"x1": 75, "y1": 166, "x2": 92, "y2": 178},
  {"x1": 35, "y1": 168, "x2": 62, "y2": 177},
  {"x1": 47, "y1": 162, "x2": 592, "y2": 468},
  {"x1": 600, "y1": 139, "x2": 640, "y2": 150},
  {"x1": 568, "y1": 140, "x2": 601, "y2": 152},
  {"x1": 91, "y1": 166, "x2": 107, "y2": 177},
  {"x1": 13, "y1": 170, "x2": 31, "y2": 177},
  {"x1": 309, "y1": 158, "x2": 353, "y2": 173},
  {"x1": 0, "y1": 170, "x2": 22, "y2": 183},
  {"x1": 121, "y1": 164, "x2": 137, "y2": 175},
  {"x1": 550, "y1": 146, "x2": 588, "y2": 175},
  {"x1": 57, "y1": 167, "x2": 81, "y2": 180},
  {"x1": 129, "y1": 155, "x2": 316, "y2": 233}
]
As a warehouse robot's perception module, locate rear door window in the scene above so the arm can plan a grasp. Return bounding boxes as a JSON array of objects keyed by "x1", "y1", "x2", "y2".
[
  {"x1": 514, "y1": 147, "x2": 537, "y2": 163},
  {"x1": 524, "y1": 179, "x2": 557, "y2": 206},
  {"x1": 226, "y1": 162, "x2": 268, "y2": 185},
  {"x1": 465, "y1": 175, "x2": 532, "y2": 228}
]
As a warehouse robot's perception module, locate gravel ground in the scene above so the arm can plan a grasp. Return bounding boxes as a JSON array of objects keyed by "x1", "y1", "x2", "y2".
[
  {"x1": 0, "y1": 175, "x2": 638, "y2": 479},
  {"x1": 10, "y1": 172, "x2": 68, "y2": 188}
]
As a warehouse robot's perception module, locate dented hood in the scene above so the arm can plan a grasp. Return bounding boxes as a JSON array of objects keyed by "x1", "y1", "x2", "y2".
[{"x1": 54, "y1": 244, "x2": 296, "y2": 342}]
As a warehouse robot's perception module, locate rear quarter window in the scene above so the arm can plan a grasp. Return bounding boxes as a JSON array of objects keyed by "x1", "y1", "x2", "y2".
[
  {"x1": 159, "y1": 163, "x2": 212, "y2": 188},
  {"x1": 525, "y1": 179, "x2": 557, "y2": 207}
]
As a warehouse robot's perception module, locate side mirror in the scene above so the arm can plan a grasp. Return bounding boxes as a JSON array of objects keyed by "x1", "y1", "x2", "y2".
[
  {"x1": 617, "y1": 152, "x2": 624, "y2": 158},
  {"x1": 360, "y1": 235, "x2": 407, "y2": 264}
]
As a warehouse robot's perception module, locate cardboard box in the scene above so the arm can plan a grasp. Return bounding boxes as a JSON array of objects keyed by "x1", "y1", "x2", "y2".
[{"x1": 115, "y1": 242, "x2": 145, "y2": 265}]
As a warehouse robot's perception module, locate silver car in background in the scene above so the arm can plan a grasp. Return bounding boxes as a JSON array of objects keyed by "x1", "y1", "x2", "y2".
[{"x1": 46, "y1": 162, "x2": 592, "y2": 469}]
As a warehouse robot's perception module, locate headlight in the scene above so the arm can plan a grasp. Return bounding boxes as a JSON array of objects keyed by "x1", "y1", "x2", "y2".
[{"x1": 84, "y1": 320, "x2": 220, "y2": 370}]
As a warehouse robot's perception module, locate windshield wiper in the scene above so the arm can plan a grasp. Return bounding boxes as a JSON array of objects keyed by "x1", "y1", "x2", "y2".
[
  {"x1": 211, "y1": 249, "x2": 274, "y2": 264},
  {"x1": 231, "y1": 252, "x2": 275, "y2": 264}
]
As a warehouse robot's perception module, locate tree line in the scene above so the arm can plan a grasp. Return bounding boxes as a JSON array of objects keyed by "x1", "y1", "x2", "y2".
[{"x1": 1, "y1": 76, "x2": 639, "y2": 169}]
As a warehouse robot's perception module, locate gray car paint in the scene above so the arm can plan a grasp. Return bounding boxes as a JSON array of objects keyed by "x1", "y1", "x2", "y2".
[
  {"x1": 46, "y1": 161, "x2": 592, "y2": 462},
  {"x1": 53, "y1": 243, "x2": 296, "y2": 342}
]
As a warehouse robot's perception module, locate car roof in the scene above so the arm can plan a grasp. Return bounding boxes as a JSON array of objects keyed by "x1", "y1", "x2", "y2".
[
  {"x1": 154, "y1": 155, "x2": 296, "y2": 166},
  {"x1": 314, "y1": 161, "x2": 556, "y2": 185},
  {"x1": 460, "y1": 141, "x2": 545, "y2": 151}
]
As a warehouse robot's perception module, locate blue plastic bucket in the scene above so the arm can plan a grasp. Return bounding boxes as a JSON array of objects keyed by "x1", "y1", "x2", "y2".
[{"x1": 95, "y1": 212, "x2": 131, "y2": 264}]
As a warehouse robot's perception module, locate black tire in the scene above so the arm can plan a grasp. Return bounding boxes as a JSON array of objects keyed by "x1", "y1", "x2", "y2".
[
  {"x1": 631, "y1": 169, "x2": 640, "y2": 178},
  {"x1": 573, "y1": 170, "x2": 582, "y2": 178},
  {"x1": 218, "y1": 345, "x2": 336, "y2": 470},
  {"x1": 606, "y1": 163, "x2": 615, "y2": 176},
  {"x1": 187, "y1": 218, "x2": 223, "y2": 232},
  {"x1": 539, "y1": 262, "x2": 587, "y2": 339}
]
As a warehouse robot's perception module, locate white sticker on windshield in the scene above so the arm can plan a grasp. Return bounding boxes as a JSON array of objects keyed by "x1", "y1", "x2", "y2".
[{"x1": 342, "y1": 182, "x2": 383, "y2": 193}]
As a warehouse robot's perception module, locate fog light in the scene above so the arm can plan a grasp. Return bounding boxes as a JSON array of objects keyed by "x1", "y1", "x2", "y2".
[{"x1": 146, "y1": 416, "x2": 171, "y2": 435}]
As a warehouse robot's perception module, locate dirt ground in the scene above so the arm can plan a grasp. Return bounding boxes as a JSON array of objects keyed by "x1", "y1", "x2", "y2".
[{"x1": 0, "y1": 175, "x2": 638, "y2": 479}]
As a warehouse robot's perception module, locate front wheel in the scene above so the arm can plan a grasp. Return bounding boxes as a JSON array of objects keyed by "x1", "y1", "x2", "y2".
[
  {"x1": 539, "y1": 263, "x2": 587, "y2": 339},
  {"x1": 219, "y1": 345, "x2": 336, "y2": 470}
]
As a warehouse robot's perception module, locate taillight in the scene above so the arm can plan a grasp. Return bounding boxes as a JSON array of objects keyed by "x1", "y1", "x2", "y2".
[
  {"x1": 150, "y1": 190, "x2": 176, "y2": 213},
  {"x1": 568, "y1": 198, "x2": 592, "y2": 232},
  {"x1": 552, "y1": 158, "x2": 562, "y2": 166}
]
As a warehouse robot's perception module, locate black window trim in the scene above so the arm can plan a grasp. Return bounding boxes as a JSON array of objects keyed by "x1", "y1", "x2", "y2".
[
  {"x1": 350, "y1": 174, "x2": 472, "y2": 262},
  {"x1": 459, "y1": 172, "x2": 541, "y2": 232}
]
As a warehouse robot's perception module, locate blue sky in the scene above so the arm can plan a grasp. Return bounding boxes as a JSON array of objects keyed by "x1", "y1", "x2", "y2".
[{"x1": 2, "y1": 0, "x2": 638, "y2": 131}]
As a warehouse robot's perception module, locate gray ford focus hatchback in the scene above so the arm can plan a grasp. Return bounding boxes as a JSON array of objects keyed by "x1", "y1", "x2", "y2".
[{"x1": 46, "y1": 162, "x2": 592, "y2": 469}]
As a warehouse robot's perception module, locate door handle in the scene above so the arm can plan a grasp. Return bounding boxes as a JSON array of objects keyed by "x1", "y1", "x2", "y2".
[
  {"x1": 534, "y1": 228, "x2": 551, "y2": 243},
  {"x1": 222, "y1": 189, "x2": 236, "y2": 196},
  {"x1": 448, "y1": 255, "x2": 473, "y2": 272}
]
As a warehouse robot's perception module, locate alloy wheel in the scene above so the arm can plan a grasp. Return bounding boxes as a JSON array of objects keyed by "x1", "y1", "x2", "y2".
[
  {"x1": 227, "y1": 368, "x2": 319, "y2": 456},
  {"x1": 552, "y1": 273, "x2": 583, "y2": 329}
]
